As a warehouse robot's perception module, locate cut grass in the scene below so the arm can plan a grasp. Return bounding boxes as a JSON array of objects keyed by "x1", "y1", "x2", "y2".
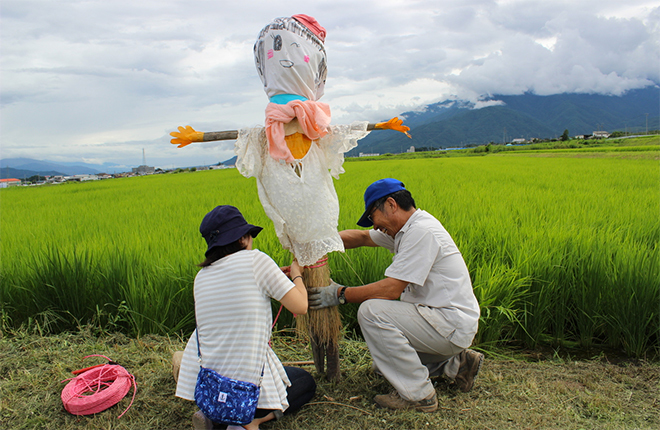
[{"x1": 1, "y1": 328, "x2": 658, "y2": 430}]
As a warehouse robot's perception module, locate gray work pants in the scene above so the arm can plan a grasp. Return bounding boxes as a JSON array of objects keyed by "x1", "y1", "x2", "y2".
[{"x1": 358, "y1": 299, "x2": 464, "y2": 402}]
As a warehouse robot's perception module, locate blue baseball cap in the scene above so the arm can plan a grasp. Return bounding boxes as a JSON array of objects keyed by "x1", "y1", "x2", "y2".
[{"x1": 357, "y1": 178, "x2": 406, "y2": 227}]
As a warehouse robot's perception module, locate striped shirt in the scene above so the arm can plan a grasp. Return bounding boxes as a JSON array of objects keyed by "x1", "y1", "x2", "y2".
[{"x1": 175, "y1": 249, "x2": 295, "y2": 411}]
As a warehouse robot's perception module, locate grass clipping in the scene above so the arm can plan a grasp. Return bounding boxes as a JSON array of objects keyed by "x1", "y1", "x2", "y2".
[
  {"x1": 3, "y1": 328, "x2": 659, "y2": 430},
  {"x1": 296, "y1": 257, "x2": 342, "y2": 346}
]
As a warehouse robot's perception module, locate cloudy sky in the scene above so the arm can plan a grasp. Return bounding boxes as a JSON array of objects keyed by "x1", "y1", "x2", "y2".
[{"x1": 1, "y1": 0, "x2": 658, "y2": 170}]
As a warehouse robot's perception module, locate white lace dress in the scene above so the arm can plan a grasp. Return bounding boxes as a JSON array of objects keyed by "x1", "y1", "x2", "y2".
[{"x1": 235, "y1": 122, "x2": 369, "y2": 265}]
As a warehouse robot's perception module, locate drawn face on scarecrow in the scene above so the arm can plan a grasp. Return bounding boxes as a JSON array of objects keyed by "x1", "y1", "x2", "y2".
[{"x1": 254, "y1": 17, "x2": 327, "y2": 102}]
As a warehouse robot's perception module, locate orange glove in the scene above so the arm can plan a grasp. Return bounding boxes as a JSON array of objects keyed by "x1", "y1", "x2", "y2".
[
  {"x1": 375, "y1": 117, "x2": 411, "y2": 138},
  {"x1": 170, "y1": 125, "x2": 204, "y2": 148}
]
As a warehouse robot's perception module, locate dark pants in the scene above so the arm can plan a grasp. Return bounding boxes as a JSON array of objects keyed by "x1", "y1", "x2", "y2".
[
  {"x1": 254, "y1": 366, "x2": 317, "y2": 418},
  {"x1": 214, "y1": 366, "x2": 316, "y2": 428}
]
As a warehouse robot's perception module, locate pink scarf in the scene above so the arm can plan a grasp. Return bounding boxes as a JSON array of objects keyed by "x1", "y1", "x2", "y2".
[{"x1": 265, "y1": 100, "x2": 331, "y2": 162}]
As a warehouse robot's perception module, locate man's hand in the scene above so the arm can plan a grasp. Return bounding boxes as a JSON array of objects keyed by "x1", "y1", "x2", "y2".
[
  {"x1": 308, "y1": 281, "x2": 343, "y2": 310},
  {"x1": 170, "y1": 125, "x2": 204, "y2": 148},
  {"x1": 374, "y1": 117, "x2": 411, "y2": 138}
]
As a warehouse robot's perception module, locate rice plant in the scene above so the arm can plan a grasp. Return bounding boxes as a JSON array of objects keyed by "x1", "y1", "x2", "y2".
[{"x1": 1, "y1": 153, "x2": 658, "y2": 357}]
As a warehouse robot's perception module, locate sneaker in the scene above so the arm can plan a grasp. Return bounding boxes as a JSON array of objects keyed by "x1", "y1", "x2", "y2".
[
  {"x1": 454, "y1": 349, "x2": 484, "y2": 392},
  {"x1": 374, "y1": 390, "x2": 438, "y2": 413}
]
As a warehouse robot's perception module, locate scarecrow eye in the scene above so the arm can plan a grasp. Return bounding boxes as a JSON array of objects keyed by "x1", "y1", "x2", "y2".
[
  {"x1": 274, "y1": 35, "x2": 282, "y2": 51},
  {"x1": 290, "y1": 42, "x2": 300, "y2": 48}
]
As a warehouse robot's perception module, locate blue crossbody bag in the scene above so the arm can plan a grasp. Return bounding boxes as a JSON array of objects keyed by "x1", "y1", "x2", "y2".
[{"x1": 193, "y1": 328, "x2": 264, "y2": 425}]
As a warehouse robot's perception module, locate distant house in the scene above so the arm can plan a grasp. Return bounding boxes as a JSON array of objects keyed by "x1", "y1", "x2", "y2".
[
  {"x1": 406, "y1": 146, "x2": 415, "y2": 153},
  {"x1": 74, "y1": 174, "x2": 99, "y2": 181},
  {"x1": 358, "y1": 152, "x2": 380, "y2": 157},
  {"x1": 132, "y1": 165, "x2": 155, "y2": 175},
  {"x1": 0, "y1": 178, "x2": 21, "y2": 188},
  {"x1": 592, "y1": 131, "x2": 611, "y2": 139},
  {"x1": 512, "y1": 138, "x2": 526, "y2": 144}
]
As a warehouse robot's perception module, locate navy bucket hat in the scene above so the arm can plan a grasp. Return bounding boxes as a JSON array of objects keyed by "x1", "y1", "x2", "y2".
[
  {"x1": 357, "y1": 178, "x2": 406, "y2": 227},
  {"x1": 200, "y1": 206, "x2": 263, "y2": 256}
]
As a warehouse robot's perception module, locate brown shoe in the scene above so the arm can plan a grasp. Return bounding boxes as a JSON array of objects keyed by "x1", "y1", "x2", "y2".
[
  {"x1": 454, "y1": 349, "x2": 484, "y2": 392},
  {"x1": 192, "y1": 410, "x2": 213, "y2": 430},
  {"x1": 374, "y1": 390, "x2": 438, "y2": 413},
  {"x1": 171, "y1": 351, "x2": 183, "y2": 383}
]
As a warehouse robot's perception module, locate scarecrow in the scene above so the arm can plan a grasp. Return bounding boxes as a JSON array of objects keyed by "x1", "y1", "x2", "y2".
[{"x1": 171, "y1": 15, "x2": 410, "y2": 381}]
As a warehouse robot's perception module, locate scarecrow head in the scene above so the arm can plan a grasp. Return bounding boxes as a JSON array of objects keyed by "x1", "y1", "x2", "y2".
[{"x1": 254, "y1": 15, "x2": 327, "y2": 102}]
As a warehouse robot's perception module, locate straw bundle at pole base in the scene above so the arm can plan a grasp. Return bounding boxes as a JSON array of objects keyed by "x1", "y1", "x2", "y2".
[{"x1": 296, "y1": 255, "x2": 342, "y2": 381}]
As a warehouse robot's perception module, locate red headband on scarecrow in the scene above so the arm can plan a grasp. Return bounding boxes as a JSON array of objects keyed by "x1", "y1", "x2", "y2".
[{"x1": 292, "y1": 14, "x2": 326, "y2": 42}]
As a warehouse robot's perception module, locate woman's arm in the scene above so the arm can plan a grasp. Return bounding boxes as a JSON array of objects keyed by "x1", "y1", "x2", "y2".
[{"x1": 279, "y1": 261, "x2": 308, "y2": 315}]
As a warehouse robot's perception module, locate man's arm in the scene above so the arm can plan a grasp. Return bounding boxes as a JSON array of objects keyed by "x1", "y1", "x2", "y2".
[
  {"x1": 339, "y1": 229, "x2": 378, "y2": 249},
  {"x1": 343, "y1": 277, "x2": 408, "y2": 303},
  {"x1": 308, "y1": 277, "x2": 408, "y2": 309}
]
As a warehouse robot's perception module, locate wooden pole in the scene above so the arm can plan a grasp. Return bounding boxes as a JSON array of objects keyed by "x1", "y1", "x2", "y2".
[
  {"x1": 193, "y1": 124, "x2": 379, "y2": 142},
  {"x1": 203, "y1": 130, "x2": 238, "y2": 141}
]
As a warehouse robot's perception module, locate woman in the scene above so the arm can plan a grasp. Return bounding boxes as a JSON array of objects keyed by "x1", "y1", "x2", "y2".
[{"x1": 174, "y1": 205, "x2": 316, "y2": 430}]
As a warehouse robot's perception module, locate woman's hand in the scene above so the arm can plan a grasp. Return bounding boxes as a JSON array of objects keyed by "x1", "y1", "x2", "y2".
[
  {"x1": 289, "y1": 260, "x2": 303, "y2": 279},
  {"x1": 280, "y1": 260, "x2": 307, "y2": 315},
  {"x1": 281, "y1": 260, "x2": 302, "y2": 279}
]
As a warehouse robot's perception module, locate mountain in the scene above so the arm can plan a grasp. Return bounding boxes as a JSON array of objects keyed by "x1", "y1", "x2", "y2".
[
  {"x1": 221, "y1": 156, "x2": 237, "y2": 166},
  {"x1": 351, "y1": 86, "x2": 660, "y2": 155},
  {"x1": 0, "y1": 158, "x2": 129, "y2": 176},
  {"x1": 0, "y1": 158, "x2": 102, "y2": 175},
  {"x1": 1, "y1": 167, "x2": 66, "y2": 179}
]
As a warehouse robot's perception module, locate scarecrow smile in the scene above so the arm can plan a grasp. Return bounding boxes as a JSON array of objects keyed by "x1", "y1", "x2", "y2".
[{"x1": 279, "y1": 59, "x2": 294, "y2": 68}]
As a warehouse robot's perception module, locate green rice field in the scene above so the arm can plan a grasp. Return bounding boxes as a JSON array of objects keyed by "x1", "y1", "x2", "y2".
[{"x1": 1, "y1": 152, "x2": 658, "y2": 358}]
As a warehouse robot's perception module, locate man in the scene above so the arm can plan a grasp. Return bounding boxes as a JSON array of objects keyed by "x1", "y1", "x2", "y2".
[{"x1": 309, "y1": 178, "x2": 483, "y2": 413}]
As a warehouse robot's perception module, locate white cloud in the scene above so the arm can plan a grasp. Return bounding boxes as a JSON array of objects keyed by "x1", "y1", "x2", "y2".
[{"x1": 1, "y1": 0, "x2": 658, "y2": 168}]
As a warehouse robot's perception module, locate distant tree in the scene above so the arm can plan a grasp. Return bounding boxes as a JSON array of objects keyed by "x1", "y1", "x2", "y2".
[{"x1": 561, "y1": 129, "x2": 569, "y2": 141}]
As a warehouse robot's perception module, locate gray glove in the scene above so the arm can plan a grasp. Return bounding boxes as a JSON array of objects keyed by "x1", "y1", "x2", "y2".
[{"x1": 308, "y1": 281, "x2": 344, "y2": 310}]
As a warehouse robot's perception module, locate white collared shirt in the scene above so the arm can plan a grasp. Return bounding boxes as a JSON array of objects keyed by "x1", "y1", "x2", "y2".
[{"x1": 369, "y1": 209, "x2": 480, "y2": 348}]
